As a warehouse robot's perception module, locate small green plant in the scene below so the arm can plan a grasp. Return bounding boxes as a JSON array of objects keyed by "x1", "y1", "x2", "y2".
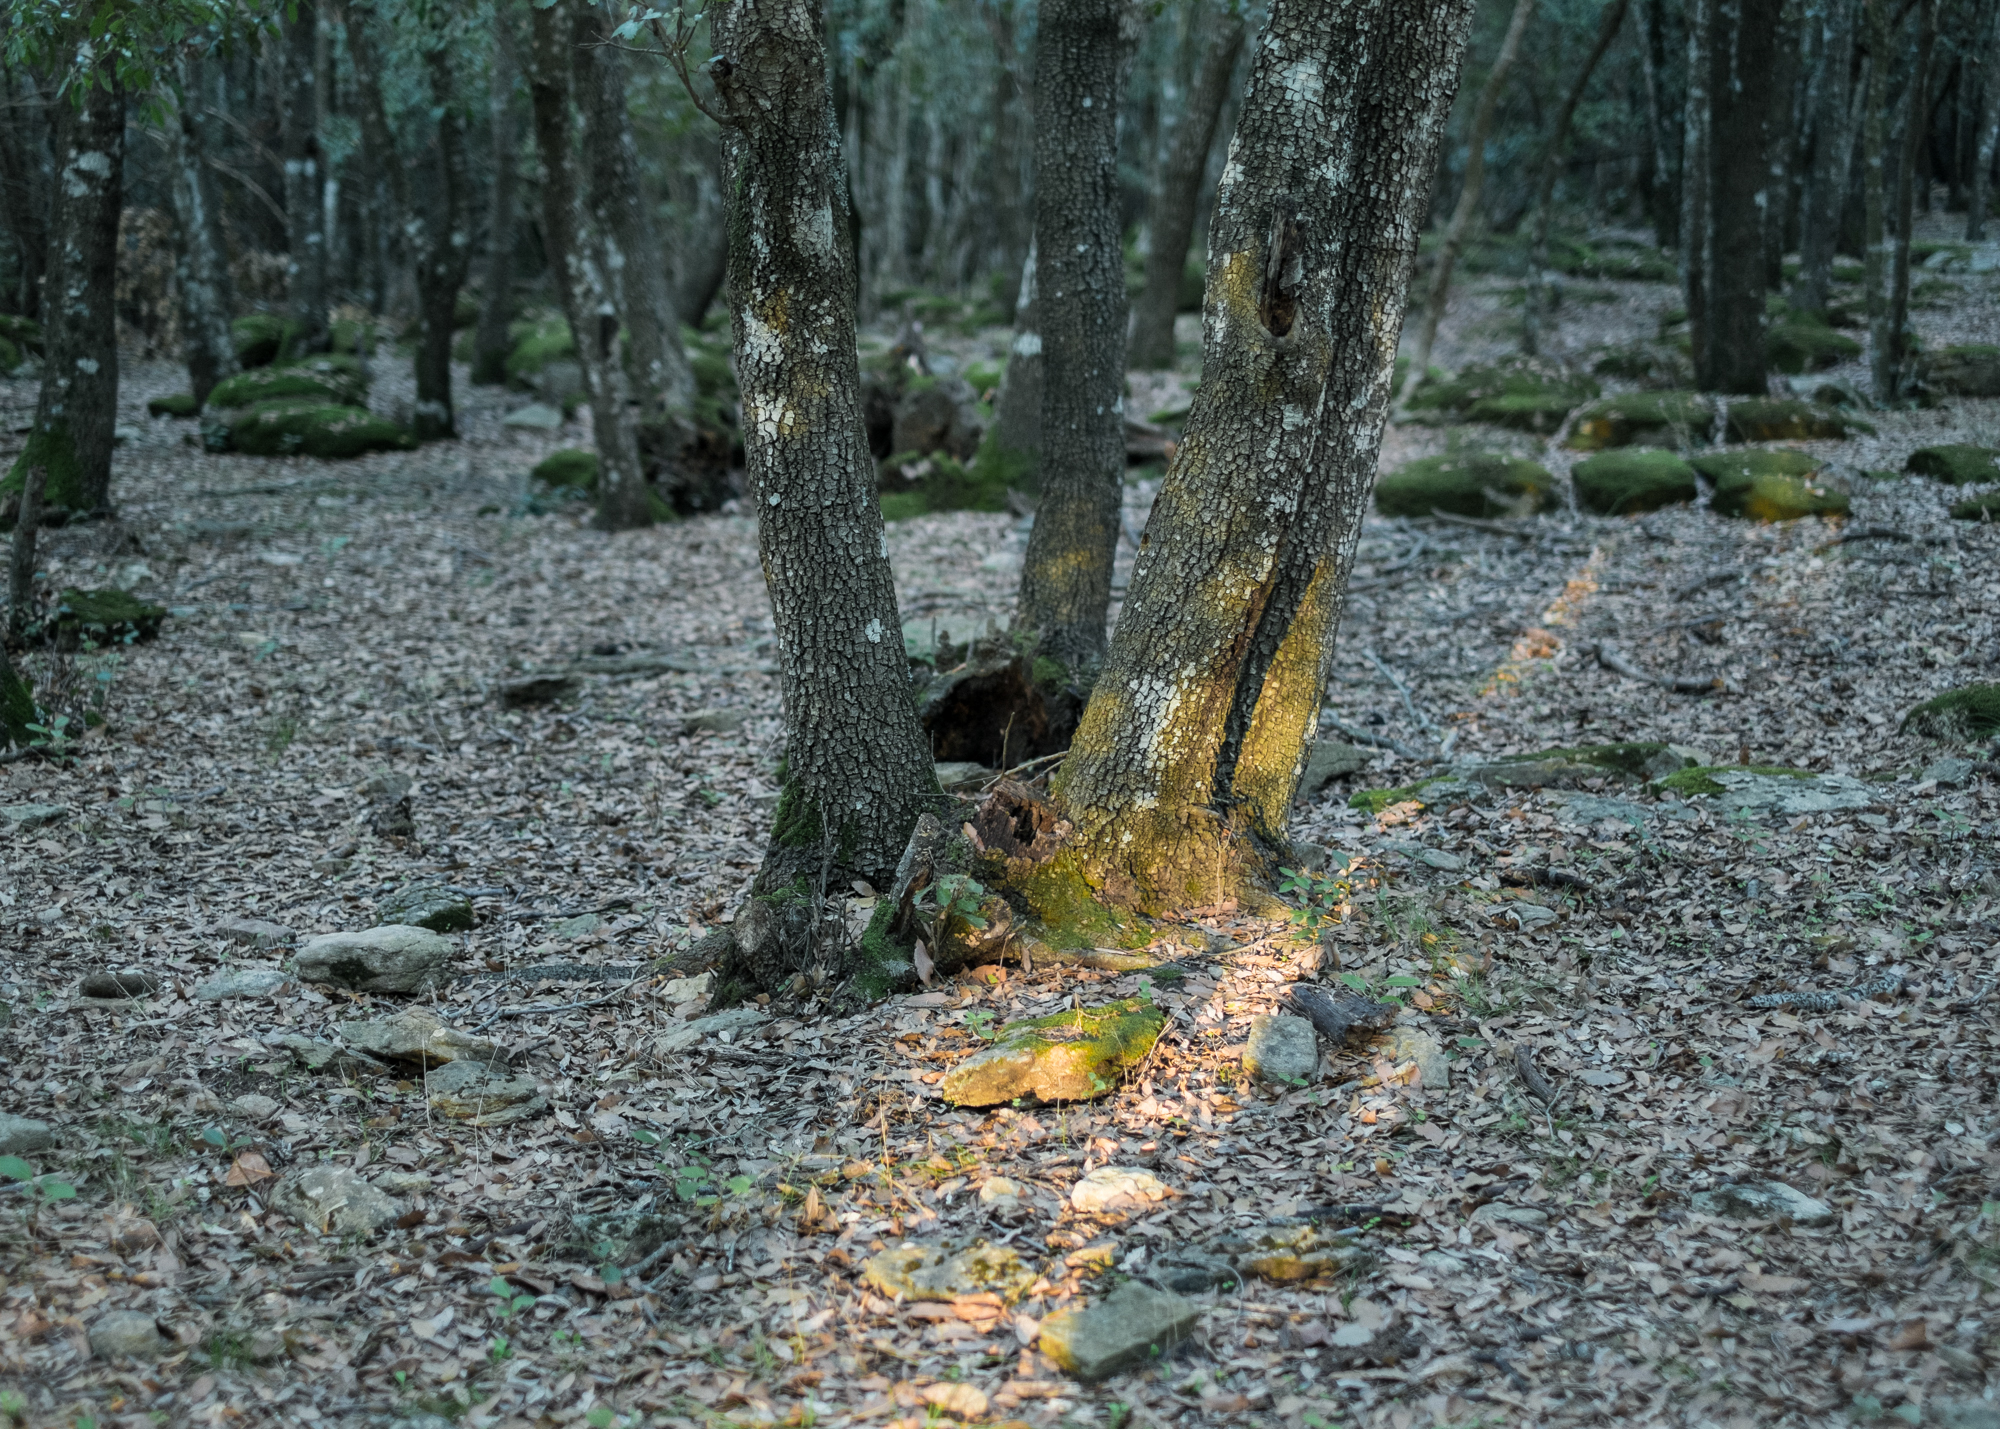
[
  {"x1": 0, "y1": 1154, "x2": 76, "y2": 1213},
  {"x1": 963, "y1": 1009, "x2": 999, "y2": 1041},
  {"x1": 487, "y1": 1275, "x2": 534, "y2": 1320},
  {"x1": 917, "y1": 873, "x2": 988, "y2": 933},
  {"x1": 487, "y1": 1334, "x2": 512, "y2": 1363},
  {"x1": 1278, "y1": 861, "x2": 1350, "y2": 936},
  {"x1": 199, "y1": 1126, "x2": 253, "y2": 1155},
  {"x1": 1, "y1": 1387, "x2": 26, "y2": 1422}
]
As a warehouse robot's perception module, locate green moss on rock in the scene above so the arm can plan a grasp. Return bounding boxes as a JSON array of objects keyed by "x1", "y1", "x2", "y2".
[
  {"x1": 1348, "y1": 778, "x2": 1444, "y2": 814},
  {"x1": 532, "y1": 448, "x2": 599, "y2": 490},
  {"x1": 231, "y1": 314, "x2": 304, "y2": 368},
  {"x1": 1654, "y1": 764, "x2": 1816, "y2": 797},
  {"x1": 147, "y1": 393, "x2": 200, "y2": 418},
  {"x1": 1919, "y1": 344, "x2": 2000, "y2": 397},
  {"x1": 878, "y1": 450, "x2": 1015, "y2": 519},
  {"x1": 4, "y1": 419, "x2": 87, "y2": 511},
  {"x1": 505, "y1": 317, "x2": 576, "y2": 387},
  {"x1": 1950, "y1": 492, "x2": 2000, "y2": 521},
  {"x1": 1407, "y1": 361, "x2": 1597, "y2": 432},
  {"x1": 1906, "y1": 445, "x2": 2000, "y2": 485},
  {"x1": 1571, "y1": 448, "x2": 1699, "y2": 514},
  {"x1": 1693, "y1": 449, "x2": 1848, "y2": 521},
  {"x1": 208, "y1": 363, "x2": 366, "y2": 410},
  {"x1": 939, "y1": 996, "x2": 1164, "y2": 1106},
  {"x1": 228, "y1": 402, "x2": 416, "y2": 460},
  {"x1": 1902, "y1": 684, "x2": 2000, "y2": 739},
  {"x1": 54, "y1": 588, "x2": 166, "y2": 644},
  {"x1": 1567, "y1": 390, "x2": 1714, "y2": 450},
  {"x1": 1374, "y1": 453, "x2": 1554, "y2": 518},
  {"x1": 1726, "y1": 399, "x2": 1867, "y2": 443},
  {"x1": 1766, "y1": 318, "x2": 1861, "y2": 374}
]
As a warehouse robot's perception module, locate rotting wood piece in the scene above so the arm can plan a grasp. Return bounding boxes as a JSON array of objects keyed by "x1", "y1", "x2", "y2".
[{"x1": 1283, "y1": 985, "x2": 1400, "y2": 1047}]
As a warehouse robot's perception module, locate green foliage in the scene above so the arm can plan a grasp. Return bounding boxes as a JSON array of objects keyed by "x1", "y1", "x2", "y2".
[
  {"x1": 1278, "y1": 862, "x2": 1350, "y2": 937},
  {"x1": 880, "y1": 446, "x2": 1019, "y2": 518},
  {"x1": 1950, "y1": 491, "x2": 2000, "y2": 522},
  {"x1": 147, "y1": 393, "x2": 200, "y2": 418},
  {"x1": 0, "y1": 1154, "x2": 76, "y2": 1210},
  {"x1": 532, "y1": 448, "x2": 599, "y2": 490},
  {"x1": 1373, "y1": 452, "x2": 1553, "y2": 518},
  {"x1": 1348, "y1": 777, "x2": 1446, "y2": 814},
  {"x1": 1653, "y1": 764, "x2": 1816, "y2": 797},
  {"x1": 1571, "y1": 448, "x2": 1699, "y2": 515},
  {"x1": 505, "y1": 316, "x2": 576, "y2": 387}
]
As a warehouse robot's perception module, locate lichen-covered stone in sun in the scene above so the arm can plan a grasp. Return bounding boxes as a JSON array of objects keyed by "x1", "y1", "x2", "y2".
[{"x1": 940, "y1": 996, "x2": 1163, "y2": 1106}]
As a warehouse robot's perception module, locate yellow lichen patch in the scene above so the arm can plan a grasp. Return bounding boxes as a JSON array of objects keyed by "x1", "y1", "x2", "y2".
[{"x1": 1232, "y1": 558, "x2": 1337, "y2": 833}]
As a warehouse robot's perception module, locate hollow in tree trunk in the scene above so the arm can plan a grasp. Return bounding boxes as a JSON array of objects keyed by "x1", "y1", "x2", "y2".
[
  {"x1": 528, "y1": 0, "x2": 652, "y2": 530},
  {"x1": 9, "y1": 59, "x2": 122, "y2": 515},
  {"x1": 472, "y1": 20, "x2": 521, "y2": 387},
  {"x1": 1014, "y1": 0, "x2": 1128, "y2": 679},
  {"x1": 162, "y1": 55, "x2": 240, "y2": 408},
  {"x1": 703, "y1": 0, "x2": 943, "y2": 991},
  {"x1": 1128, "y1": 2, "x2": 1246, "y2": 370},
  {"x1": 282, "y1": 2, "x2": 329, "y2": 356}
]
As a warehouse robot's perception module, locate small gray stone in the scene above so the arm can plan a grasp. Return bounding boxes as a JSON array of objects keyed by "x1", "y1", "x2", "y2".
[
  {"x1": 423, "y1": 1060, "x2": 546, "y2": 1126},
  {"x1": 1923, "y1": 757, "x2": 1978, "y2": 788},
  {"x1": 79, "y1": 969, "x2": 161, "y2": 1000},
  {"x1": 1038, "y1": 1281, "x2": 1203, "y2": 1382},
  {"x1": 89, "y1": 1310, "x2": 165, "y2": 1360},
  {"x1": 1297, "y1": 740, "x2": 1371, "y2": 799},
  {"x1": 296, "y1": 926, "x2": 454, "y2": 993},
  {"x1": 362, "y1": 771, "x2": 412, "y2": 803},
  {"x1": 193, "y1": 968, "x2": 294, "y2": 1001},
  {"x1": 552, "y1": 913, "x2": 603, "y2": 940},
  {"x1": 1690, "y1": 1179, "x2": 1833, "y2": 1226},
  {"x1": 0, "y1": 1113, "x2": 56, "y2": 1155},
  {"x1": 229, "y1": 1094, "x2": 281, "y2": 1121},
  {"x1": 680, "y1": 707, "x2": 749, "y2": 735},
  {"x1": 1243, "y1": 1014, "x2": 1319, "y2": 1086},
  {"x1": 2, "y1": 803, "x2": 69, "y2": 829},
  {"x1": 273, "y1": 1165, "x2": 401, "y2": 1236},
  {"x1": 501, "y1": 401, "x2": 564, "y2": 430},
  {"x1": 1377, "y1": 1021, "x2": 1450, "y2": 1091},
  {"x1": 339, "y1": 1007, "x2": 500, "y2": 1067},
  {"x1": 374, "y1": 1171, "x2": 433, "y2": 1195},
  {"x1": 654, "y1": 1007, "x2": 769, "y2": 1055},
  {"x1": 375, "y1": 885, "x2": 474, "y2": 934},
  {"x1": 217, "y1": 917, "x2": 294, "y2": 949},
  {"x1": 1418, "y1": 847, "x2": 1466, "y2": 872}
]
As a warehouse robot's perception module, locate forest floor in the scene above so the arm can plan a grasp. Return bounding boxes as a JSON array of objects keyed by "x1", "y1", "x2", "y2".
[{"x1": 2, "y1": 227, "x2": 1999, "y2": 1429}]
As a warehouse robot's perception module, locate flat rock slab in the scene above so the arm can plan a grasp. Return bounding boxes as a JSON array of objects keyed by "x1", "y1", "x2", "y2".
[
  {"x1": 376, "y1": 885, "x2": 475, "y2": 933},
  {"x1": 1377, "y1": 1022, "x2": 1450, "y2": 1090},
  {"x1": 655, "y1": 1007, "x2": 769, "y2": 1056},
  {"x1": 862, "y1": 1241, "x2": 1035, "y2": 1302},
  {"x1": 1071, "y1": 1166, "x2": 1171, "y2": 1215},
  {"x1": 0, "y1": 1113, "x2": 56, "y2": 1155},
  {"x1": 229, "y1": 1093, "x2": 281, "y2": 1121},
  {"x1": 193, "y1": 968, "x2": 294, "y2": 1001},
  {"x1": 1690, "y1": 1179, "x2": 1834, "y2": 1226},
  {"x1": 1038, "y1": 1281, "x2": 1203, "y2": 1382},
  {"x1": 1297, "y1": 740, "x2": 1371, "y2": 798},
  {"x1": 424, "y1": 1060, "x2": 546, "y2": 1126},
  {"x1": 339, "y1": 1007, "x2": 501, "y2": 1067},
  {"x1": 501, "y1": 402, "x2": 564, "y2": 429},
  {"x1": 273, "y1": 1165, "x2": 401, "y2": 1235},
  {"x1": 1698, "y1": 770, "x2": 1878, "y2": 816},
  {"x1": 941, "y1": 997, "x2": 1163, "y2": 1107},
  {"x1": 296, "y1": 926, "x2": 453, "y2": 993},
  {"x1": 267, "y1": 1033, "x2": 388, "y2": 1076},
  {"x1": 1549, "y1": 792, "x2": 1653, "y2": 826},
  {"x1": 680, "y1": 708, "x2": 749, "y2": 735},
  {"x1": 2, "y1": 803, "x2": 69, "y2": 828},
  {"x1": 89, "y1": 1310, "x2": 166, "y2": 1360},
  {"x1": 1243, "y1": 1014, "x2": 1319, "y2": 1086},
  {"x1": 217, "y1": 917, "x2": 294, "y2": 949}
]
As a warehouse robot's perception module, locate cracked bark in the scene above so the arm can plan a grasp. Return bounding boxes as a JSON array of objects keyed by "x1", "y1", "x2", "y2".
[
  {"x1": 1015, "y1": 0, "x2": 1128, "y2": 677},
  {"x1": 1794, "y1": 0, "x2": 1858, "y2": 316},
  {"x1": 1053, "y1": 0, "x2": 1475, "y2": 910},
  {"x1": 162, "y1": 55, "x2": 240, "y2": 408}
]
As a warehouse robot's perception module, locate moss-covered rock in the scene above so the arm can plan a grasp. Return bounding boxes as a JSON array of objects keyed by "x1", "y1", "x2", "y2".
[
  {"x1": 147, "y1": 393, "x2": 200, "y2": 418},
  {"x1": 1571, "y1": 448, "x2": 1699, "y2": 514},
  {"x1": 531, "y1": 448, "x2": 599, "y2": 490},
  {"x1": 1373, "y1": 453, "x2": 1554, "y2": 518},
  {"x1": 504, "y1": 316, "x2": 575, "y2": 388},
  {"x1": 228, "y1": 402, "x2": 416, "y2": 459},
  {"x1": 329, "y1": 317, "x2": 378, "y2": 354},
  {"x1": 1906, "y1": 444, "x2": 2000, "y2": 484},
  {"x1": 878, "y1": 450, "x2": 1016, "y2": 519},
  {"x1": 1919, "y1": 344, "x2": 2000, "y2": 397},
  {"x1": 1407, "y1": 361, "x2": 1598, "y2": 432},
  {"x1": 53, "y1": 588, "x2": 166, "y2": 644},
  {"x1": 1652, "y1": 764, "x2": 1813, "y2": 797},
  {"x1": 1693, "y1": 449, "x2": 1849, "y2": 521},
  {"x1": 1588, "y1": 343, "x2": 1693, "y2": 389},
  {"x1": 1726, "y1": 399, "x2": 1866, "y2": 443},
  {"x1": 1950, "y1": 492, "x2": 2000, "y2": 521},
  {"x1": 207, "y1": 363, "x2": 366, "y2": 410},
  {"x1": 1766, "y1": 317, "x2": 1862, "y2": 374},
  {"x1": 231, "y1": 314, "x2": 304, "y2": 369},
  {"x1": 939, "y1": 996, "x2": 1164, "y2": 1106},
  {"x1": 1902, "y1": 684, "x2": 2000, "y2": 739},
  {"x1": 1567, "y1": 390, "x2": 1714, "y2": 450}
]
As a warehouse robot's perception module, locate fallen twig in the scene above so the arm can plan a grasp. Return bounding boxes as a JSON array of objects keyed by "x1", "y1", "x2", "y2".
[
  {"x1": 1595, "y1": 641, "x2": 1723, "y2": 694},
  {"x1": 1363, "y1": 647, "x2": 1441, "y2": 737},
  {"x1": 1427, "y1": 507, "x2": 1543, "y2": 539},
  {"x1": 471, "y1": 975, "x2": 644, "y2": 1033},
  {"x1": 1514, "y1": 1045, "x2": 1559, "y2": 1104}
]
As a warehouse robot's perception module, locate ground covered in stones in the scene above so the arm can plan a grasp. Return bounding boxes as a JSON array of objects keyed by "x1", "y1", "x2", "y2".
[{"x1": 3, "y1": 234, "x2": 2000, "y2": 1429}]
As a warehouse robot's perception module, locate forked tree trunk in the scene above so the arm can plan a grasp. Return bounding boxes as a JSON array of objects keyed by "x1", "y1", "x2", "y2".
[
  {"x1": 1014, "y1": 0, "x2": 1129, "y2": 678},
  {"x1": 1128, "y1": 3, "x2": 1246, "y2": 370},
  {"x1": 409, "y1": 45, "x2": 472, "y2": 441},
  {"x1": 1051, "y1": 0, "x2": 1476, "y2": 911},
  {"x1": 1400, "y1": 0, "x2": 1534, "y2": 400},
  {"x1": 1795, "y1": 0, "x2": 1858, "y2": 314},
  {"x1": 472, "y1": 22, "x2": 520, "y2": 387},
  {"x1": 1523, "y1": 0, "x2": 1630, "y2": 356},
  {"x1": 705, "y1": 0, "x2": 940, "y2": 925},
  {"x1": 528, "y1": 0, "x2": 651, "y2": 529},
  {"x1": 10, "y1": 62, "x2": 122, "y2": 515},
  {"x1": 1688, "y1": 0, "x2": 1782, "y2": 394},
  {"x1": 282, "y1": 2, "x2": 329, "y2": 355},
  {"x1": 162, "y1": 55, "x2": 240, "y2": 407}
]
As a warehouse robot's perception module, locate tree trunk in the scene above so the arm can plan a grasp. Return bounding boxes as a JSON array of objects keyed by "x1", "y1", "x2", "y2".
[
  {"x1": 410, "y1": 45, "x2": 472, "y2": 442},
  {"x1": 1128, "y1": 3, "x2": 1246, "y2": 370},
  {"x1": 1794, "y1": 0, "x2": 1858, "y2": 314},
  {"x1": 1885, "y1": 0, "x2": 1937, "y2": 395},
  {"x1": 1972, "y1": 5, "x2": 2000, "y2": 240},
  {"x1": 1762, "y1": 0, "x2": 1807, "y2": 290},
  {"x1": 0, "y1": 70, "x2": 51, "y2": 324},
  {"x1": 1863, "y1": 0, "x2": 1892, "y2": 396},
  {"x1": 9, "y1": 65, "x2": 122, "y2": 515},
  {"x1": 162, "y1": 55, "x2": 240, "y2": 408},
  {"x1": 705, "y1": 0, "x2": 941, "y2": 948},
  {"x1": 1050, "y1": 0, "x2": 1476, "y2": 912},
  {"x1": 1014, "y1": 0, "x2": 1129, "y2": 678},
  {"x1": 472, "y1": 22, "x2": 520, "y2": 387},
  {"x1": 984, "y1": 1, "x2": 1031, "y2": 315},
  {"x1": 282, "y1": 2, "x2": 329, "y2": 355},
  {"x1": 1523, "y1": 0, "x2": 1630, "y2": 356},
  {"x1": 1639, "y1": 0, "x2": 1681, "y2": 248},
  {"x1": 1689, "y1": 0, "x2": 1782, "y2": 394},
  {"x1": 1399, "y1": 0, "x2": 1535, "y2": 400},
  {"x1": 978, "y1": 241, "x2": 1043, "y2": 492}
]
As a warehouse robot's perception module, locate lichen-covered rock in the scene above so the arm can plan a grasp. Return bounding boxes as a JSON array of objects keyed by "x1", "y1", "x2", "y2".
[
  {"x1": 376, "y1": 885, "x2": 474, "y2": 933},
  {"x1": 1766, "y1": 317, "x2": 1861, "y2": 373},
  {"x1": 1726, "y1": 398, "x2": 1865, "y2": 443},
  {"x1": 862, "y1": 1240, "x2": 1035, "y2": 1302},
  {"x1": 147, "y1": 393, "x2": 200, "y2": 418},
  {"x1": 941, "y1": 997, "x2": 1163, "y2": 1106},
  {"x1": 1071, "y1": 1166, "x2": 1171, "y2": 1214},
  {"x1": 531, "y1": 448, "x2": 598, "y2": 490},
  {"x1": 89, "y1": 1310, "x2": 166, "y2": 1361},
  {"x1": 1693, "y1": 449, "x2": 1849, "y2": 521},
  {"x1": 1243, "y1": 1015, "x2": 1319, "y2": 1086},
  {"x1": 1405, "y1": 361, "x2": 1597, "y2": 432},
  {"x1": 1571, "y1": 448, "x2": 1699, "y2": 514},
  {"x1": 1919, "y1": 343, "x2": 2000, "y2": 396},
  {"x1": 1373, "y1": 453, "x2": 1554, "y2": 518},
  {"x1": 228, "y1": 402, "x2": 416, "y2": 460},
  {"x1": 339, "y1": 1007, "x2": 500, "y2": 1067},
  {"x1": 0, "y1": 1113, "x2": 56, "y2": 1155},
  {"x1": 1654, "y1": 765, "x2": 1877, "y2": 814},
  {"x1": 1038, "y1": 1281, "x2": 1203, "y2": 1382},
  {"x1": 1376, "y1": 1021, "x2": 1450, "y2": 1090},
  {"x1": 1690, "y1": 1179, "x2": 1833, "y2": 1225},
  {"x1": 207, "y1": 362, "x2": 366, "y2": 411},
  {"x1": 53, "y1": 587, "x2": 166, "y2": 644},
  {"x1": 1296, "y1": 740, "x2": 1371, "y2": 800},
  {"x1": 423, "y1": 1060, "x2": 546, "y2": 1125},
  {"x1": 231, "y1": 313, "x2": 304, "y2": 368},
  {"x1": 296, "y1": 926, "x2": 454, "y2": 993},
  {"x1": 273, "y1": 1165, "x2": 401, "y2": 1235},
  {"x1": 1907, "y1": 444, "x2": 2000, "y2": 484},
  {"x1": 1903, "y1": 683, "x2": 2000, "y2": 739},
  {"x1": 1567, "y1": 390, "x2": 1714, "y2": 450}
]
